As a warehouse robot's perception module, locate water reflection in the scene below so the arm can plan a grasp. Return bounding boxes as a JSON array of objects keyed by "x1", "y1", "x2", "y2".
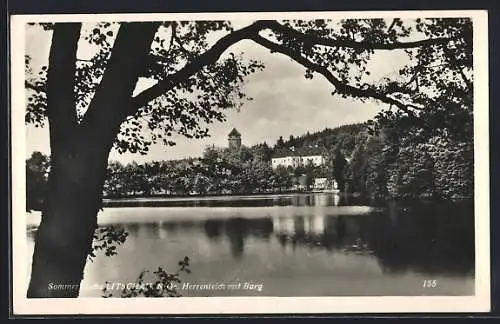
[
  {"x1": 160, "y1": 221, "x2": 178, "y2": 234},
  {"x1": 203, "y1": 218, "x2": 274, "y2": 258},
  {"x1": 144, "y1": 222, "x2": 159, "y2": 238},
  {"x1": 95, "y1": 197, "x2": 474, "y2": 277},
  {"x1": 127, "y1": 222, "x2": 140, "y2": 236},
  {"x1": 367, "y1": 202, "x2": 475, "y2": 276},
  {"x1": 26, "y1": 194, "x2": 475, "y2": 296},
  {"x1": 204, "y1": 220, "x2": 223, "y2": 240},
  {"x1": 225, "y1": 218, "x2": 248, "y2": 258}
]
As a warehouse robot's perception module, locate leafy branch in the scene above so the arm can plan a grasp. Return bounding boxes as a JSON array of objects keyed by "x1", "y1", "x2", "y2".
[
  {"x1": 101, "y1": 256, "x2": 191, "y2": 298},
  {"x1": 262, "y1": 20, "x2": 454, "y2": 51},
  {"x1": 250, "y1": 34, "x2": 423, "y2": 115},
  {"x1": 88, "y1": 226, "x2": 129, "y2": 262},
  {"x1": 131, "y1": 19, "x2": 453, "y2": 116}
]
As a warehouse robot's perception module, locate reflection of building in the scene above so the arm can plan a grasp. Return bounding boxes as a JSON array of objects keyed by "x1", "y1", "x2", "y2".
[
  {"x1": 228, "y1": 128, "x2": 242, "y2": 150},
  {"x1": 273, "y1": 217, "x2": 295, "y2": 234},
  {"x1": 305, "y1": 215, "x2": 326, "y2": 235},
  {"x1": 271, "y1": 147, "x2": 325, "y2": 168},
  {"x1": 273, "y1": 215, "x2": 326, "y2": 236},
  {"x1": 204, "y1": 218, "x2": 274, "y2": 259}
]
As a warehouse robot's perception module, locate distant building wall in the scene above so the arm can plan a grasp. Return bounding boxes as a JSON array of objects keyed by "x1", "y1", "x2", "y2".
[
  {"x1": 228, "y1": 128, "x2": 242, "y2": 150},
  {"x1": 300, "y1": 155, "x2": 325, "y2": 167},
  {"x1": 271, "y1": 154, "x2": 325, "y2": 169},
  {"x1": 228, "y1": 136, "x2": 242, "y2": 150},
  {"x1": 314, "y1": 177, "x2": 328, "y2": 189},
  {"x1": 272, "y1": 156, "x2": 302, "y2": 168}
]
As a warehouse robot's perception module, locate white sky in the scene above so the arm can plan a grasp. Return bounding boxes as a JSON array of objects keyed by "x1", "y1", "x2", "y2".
[{"x1": 25, "y1": 21, "x2": 410, "y2": 164}]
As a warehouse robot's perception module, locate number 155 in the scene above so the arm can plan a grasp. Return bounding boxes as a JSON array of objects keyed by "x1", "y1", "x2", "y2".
[{"x1": 423, "y1": 280, "x2": 437, "y2": 288}]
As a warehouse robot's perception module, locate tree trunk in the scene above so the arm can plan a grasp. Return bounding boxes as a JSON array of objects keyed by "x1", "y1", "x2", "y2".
[
  {"x1": 27, "y1": 136, "x2": 112, "y2": 298},
  {"x1": 27, "y1": 22, "x2": 160, "y2": 298}
]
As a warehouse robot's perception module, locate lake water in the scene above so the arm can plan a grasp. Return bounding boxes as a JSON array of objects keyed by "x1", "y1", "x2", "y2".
[{"x1": 26, "y1": 193, "x2": 475, "y2": 297}]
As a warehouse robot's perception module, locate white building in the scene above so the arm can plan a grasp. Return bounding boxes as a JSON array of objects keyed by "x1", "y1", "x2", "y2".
[
  {"x1": 271, "y1": 147, "x2": 325, "y2": 169},
  {"x1": 313, "y1": 177, "x2": 328, "y2": 189}
]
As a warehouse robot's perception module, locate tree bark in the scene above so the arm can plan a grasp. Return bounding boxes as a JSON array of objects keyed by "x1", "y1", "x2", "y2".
[
  {"x1": 27, "y1": 136, "x2": 112, "y2": 297},
  {"x1": 27, "y1": 22, "x2": 159, "y2": 298}
]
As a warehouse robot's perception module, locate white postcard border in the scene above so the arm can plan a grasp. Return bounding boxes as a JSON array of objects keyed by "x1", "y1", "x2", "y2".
[{"x1": 11, "y1": 10, "x2": 490, "y2": 315}]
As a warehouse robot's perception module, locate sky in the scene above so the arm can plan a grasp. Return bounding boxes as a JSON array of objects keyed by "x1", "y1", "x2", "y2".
[{"x1": 24, "y1": 21, "x2": 410, "y2": 164}]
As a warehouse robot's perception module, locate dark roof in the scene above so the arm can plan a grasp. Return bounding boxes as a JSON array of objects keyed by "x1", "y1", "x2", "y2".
[
  {"x1": 271, "y1": 146, "x2": 323, "y2": 158},
  {"x1": 272, "y1": 148, "x2": 300, "y2": 158},
  {"x1": 297, "y1": 147, "x2": 323, "y2": 156},
  {"x1": 228, "y1": 128, "x2": 241, "y2": 137}
]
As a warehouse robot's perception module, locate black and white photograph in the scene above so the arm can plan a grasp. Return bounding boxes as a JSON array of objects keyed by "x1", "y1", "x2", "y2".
[{"x1": 11, "y1": 10, "x2": 490, "y2": 314}]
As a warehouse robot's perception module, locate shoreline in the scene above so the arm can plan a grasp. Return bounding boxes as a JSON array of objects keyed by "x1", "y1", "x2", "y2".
[
  {"x1": 102, "y1": 191, "x2": 345, "y2": 203},
  {"x1": 25, "y1": 193, "x2": 472, "y2": 228}
]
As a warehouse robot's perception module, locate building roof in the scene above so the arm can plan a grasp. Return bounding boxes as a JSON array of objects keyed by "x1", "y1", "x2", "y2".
[
  {"x1": 228, "y1": 128, "x2": 241, "y2": 137},
  {"x1": 297, "y1": 146, "x2": 323, "y2": 156},
  {"x1": 272, "y1": 148, "x2": 300, "y2": 158},
  {"x1": 271, "y1": 146, "x2": 323, "y2": 159}
]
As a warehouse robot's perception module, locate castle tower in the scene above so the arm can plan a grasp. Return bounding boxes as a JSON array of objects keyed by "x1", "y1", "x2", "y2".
[{"x1": 228, "y1": 128, "x2": 242, "y2": 150}]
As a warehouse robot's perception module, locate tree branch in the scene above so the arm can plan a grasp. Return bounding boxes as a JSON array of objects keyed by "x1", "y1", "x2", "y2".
[
  {"x1": 168, "y1": 22, "x2": 176, "y2": 52},
  {"x1": 250, "y1": 34, "x2": 422, "y2": 115},
  {"x1": 171, "y1": 25, "x2": 194, "y2": 61},
  {"x1": 387, "y1": 19, "x2": 397, "y2": 33},
  {"x1": 443, "y1": 48, "x2": 472, "y2": 90},
  {"x1": 130, "y1": 21, "x2": 266, "y2": 110},
  {"x1": 80, "y1": 22, "x2": 161, "y2": 139},
  {"x1": 170, "y1": 32, "x2": 229, "y2": 102},
  {"x1": 25, "y1": 80, "x2": 46, "y2": 93},
  {"x1": 263, "y1": 20, "x2": 453, "y2": 50},
  {"x1": 130, "y1": 20, "x2": 453, "y2": 114}
]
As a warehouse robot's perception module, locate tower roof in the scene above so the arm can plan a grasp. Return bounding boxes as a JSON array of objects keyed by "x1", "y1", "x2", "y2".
[{"x1": 228, "y1": 128, "x2": 241, "y2": 137}]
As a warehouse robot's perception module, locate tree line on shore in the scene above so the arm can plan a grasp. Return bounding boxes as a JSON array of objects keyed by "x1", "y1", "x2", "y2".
[{"x1": 27, "y1": 114, "x2": 473, "y2": 211}]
